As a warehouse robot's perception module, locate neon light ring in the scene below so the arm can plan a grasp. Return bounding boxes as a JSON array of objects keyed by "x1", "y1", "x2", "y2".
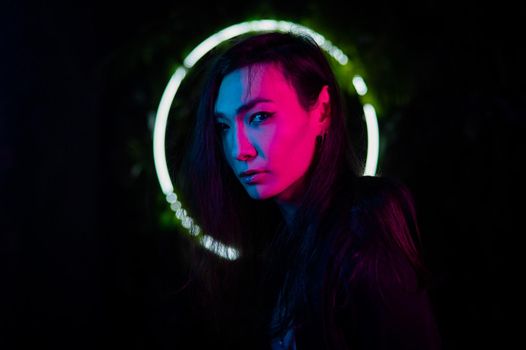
[{"x1": 153, "y1": 20, "x2": 380, "y2": 260}]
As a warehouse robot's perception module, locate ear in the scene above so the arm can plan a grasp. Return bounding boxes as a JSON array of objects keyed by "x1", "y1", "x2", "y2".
[{"x1": 311, "y1": 85, "x2": 331, "y2": 134}]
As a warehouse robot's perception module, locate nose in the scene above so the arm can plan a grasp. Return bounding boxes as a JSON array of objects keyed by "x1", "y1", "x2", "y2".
[{"x1": 230, "y1": 125, "x2": 257, "y2": 161}]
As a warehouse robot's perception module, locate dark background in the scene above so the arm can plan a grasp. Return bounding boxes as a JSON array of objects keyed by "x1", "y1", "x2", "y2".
[{"x1": 1, "y1": 0, "x2": 523, "y2": 349}]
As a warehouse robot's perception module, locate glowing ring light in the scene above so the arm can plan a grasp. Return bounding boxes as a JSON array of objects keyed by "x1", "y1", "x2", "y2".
[{"x1": 153, "y1": 20, "x2": 380, "y2": 260}]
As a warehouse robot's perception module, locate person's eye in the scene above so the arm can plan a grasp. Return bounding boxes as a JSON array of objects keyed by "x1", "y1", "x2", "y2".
[
  {"x1": 250, "y1": 112, "x2": 273, "y2": 124},
  {"x1": 215, "y1": 122, "x2": 229, "y2": 134}
]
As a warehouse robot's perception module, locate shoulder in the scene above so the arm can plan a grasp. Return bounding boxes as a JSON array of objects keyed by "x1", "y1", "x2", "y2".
[
  {"x1": 347, "y1": 176, "x2": 420, "y2": 251},
  {"x1": 332, "y1": 177, "x2": 441, "y2": 348},
  {"x1": 352, "y1": 176, "x2": 417, "y2": 217},
  {"x1": 335, "y1": 175, "x2": 427, "y2": 293},
  {"x1": 334, "y1": 250, "x2": 441, "y2": 350}
]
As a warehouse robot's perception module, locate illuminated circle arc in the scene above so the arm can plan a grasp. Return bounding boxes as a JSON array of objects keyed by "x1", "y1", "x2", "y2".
[{"x1": 153, "y1": 20, "x2": 380, "y2": 260}]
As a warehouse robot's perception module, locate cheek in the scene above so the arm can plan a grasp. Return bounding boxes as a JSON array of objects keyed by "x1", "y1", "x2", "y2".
[
  {"x1": 269, "y1": 122, "x2": 314, "y2": 174},
  {"x1": 222, "y1": 140, "x2": 228, "y2": 158},
  {"x1": 222, "y1": 141, "x2": 235, "y2": 170}
]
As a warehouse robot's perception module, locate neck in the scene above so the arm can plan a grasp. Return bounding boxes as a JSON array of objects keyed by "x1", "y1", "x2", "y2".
[
  {"x1": 273, "y1": 176, "x2": 309, "y2": 229},
  {"x1": 274, "y1": 198, "x2": 298, "y2": 229}
]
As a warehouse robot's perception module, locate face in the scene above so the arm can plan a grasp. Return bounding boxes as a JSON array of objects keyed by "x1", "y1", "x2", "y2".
[{"x1": 214, "y1": 63, "x2": 328, "y2": 204}]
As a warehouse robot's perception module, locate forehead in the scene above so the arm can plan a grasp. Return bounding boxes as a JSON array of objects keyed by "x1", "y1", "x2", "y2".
[{"x1": 215, "y1": 63, "x2": 298, "y2": 115}]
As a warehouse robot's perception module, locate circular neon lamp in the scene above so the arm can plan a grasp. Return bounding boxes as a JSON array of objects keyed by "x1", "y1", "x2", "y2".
[{"x1": 153, "y1": 20, "x2": 380, "y2": 260}]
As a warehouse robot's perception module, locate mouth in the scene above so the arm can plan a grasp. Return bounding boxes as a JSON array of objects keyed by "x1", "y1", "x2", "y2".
[
  {"x1": 238, "y1": 169, "x2": 267, "y2": 185},
  {"x1": 239, "y1": 169, "x2": 266, "y2": 178}
]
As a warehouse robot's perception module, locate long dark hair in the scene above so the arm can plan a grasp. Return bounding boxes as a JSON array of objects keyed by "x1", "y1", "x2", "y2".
[{"x1": 176, "y1": 31, "x2": 427, "y2": 348}]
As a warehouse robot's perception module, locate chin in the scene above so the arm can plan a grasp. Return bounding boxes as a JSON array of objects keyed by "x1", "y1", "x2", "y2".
[{"x1": 244, "y1": 185, "x2": 279, "y2": 201}]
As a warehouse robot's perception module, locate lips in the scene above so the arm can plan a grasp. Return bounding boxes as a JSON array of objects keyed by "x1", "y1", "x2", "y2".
[{"x1": 239, "y1": 169, "x2": 266, "y2": 177}]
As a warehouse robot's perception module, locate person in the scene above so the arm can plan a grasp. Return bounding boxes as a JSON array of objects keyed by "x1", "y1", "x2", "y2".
[{"x1": 174, "y1": 31, "x2": 441, "y2": 349}]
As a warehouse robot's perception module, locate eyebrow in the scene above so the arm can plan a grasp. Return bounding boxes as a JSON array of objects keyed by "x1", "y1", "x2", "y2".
[{"x1": 214, "y1": 97, "x2": 273, "y2": 120}]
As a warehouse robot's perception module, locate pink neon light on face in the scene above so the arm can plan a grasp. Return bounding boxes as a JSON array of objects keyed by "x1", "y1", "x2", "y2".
[{"x1": 214, "y1": 63, "x2": 324, "y2": 204}]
